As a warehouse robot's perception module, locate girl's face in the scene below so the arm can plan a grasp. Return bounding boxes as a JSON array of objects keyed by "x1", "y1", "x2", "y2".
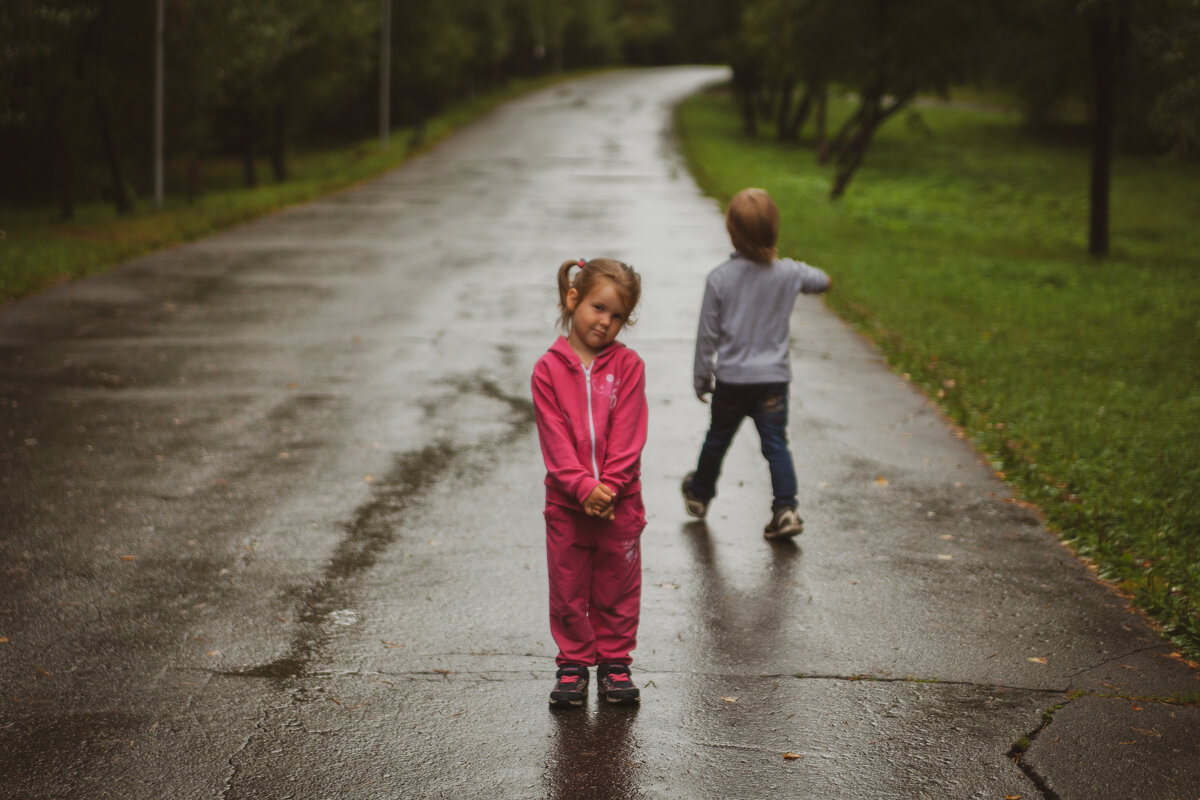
[{"x1": 566, "y1": 279, "x2": 628, "y2": 362}]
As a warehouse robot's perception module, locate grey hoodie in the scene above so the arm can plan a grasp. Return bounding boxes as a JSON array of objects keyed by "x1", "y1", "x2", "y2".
[{"x1": 693, "y1": 252, "x2": 831, "y2": 397}]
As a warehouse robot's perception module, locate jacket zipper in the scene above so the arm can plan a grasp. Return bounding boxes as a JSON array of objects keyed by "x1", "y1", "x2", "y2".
[{"x1": 582, "y1": 363, "x2": 600, "y2": 479}]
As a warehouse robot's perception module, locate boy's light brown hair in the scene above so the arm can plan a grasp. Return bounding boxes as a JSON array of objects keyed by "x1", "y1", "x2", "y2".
[{"x1": 725, "y1": 188, "x2": 779, "y2": 263}]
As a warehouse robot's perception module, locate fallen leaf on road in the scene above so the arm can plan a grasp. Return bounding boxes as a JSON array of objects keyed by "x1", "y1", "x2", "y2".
[
  {"x1": 1131, "y1": 704, "x2": 1143, "y2": 711},
  {"x1": 120, "y1": 555, "x2": 137, "y2": 561},
  {"x1": 1006, "y1": 794, "x2": 1022, "y2": 799},
  {"x1": 0, "y1": 637, "x2": 8, "y2": 644},
  {"x1": 382, "y1": 641, "x2": 403, "y2": 648},
  {"x1": 1130, "y1": 726, "x2": 1161, "y2": 738},
  {"x1": 1028, "y1": 657, "x2": 1047, "y2": 664},
  {"x1": 364, "y1": 475, "x2": 376, "y2": 483},
  {"x1": 721, "y1": 697, "x2": 738, "y2": 703},
  {"x1": 206, "y1": 650, "x2": 221, "y2": 658},
  {"x1": 874, "y1": 476, "x2": 889, "y2": 486},
  {"x1": 937, "y1": 554, "x2": 953, "y2": 560},
  {"x1": 783, "y1": 752, "x2": 803, "y2": 760},
  {"x1": 654, "y1": 582, "x2": 680, "y2": 590}
]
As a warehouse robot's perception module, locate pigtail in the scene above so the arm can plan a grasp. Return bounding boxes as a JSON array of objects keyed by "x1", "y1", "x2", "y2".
[{"x1": 556, "y1": 259, "x2": 584, "y2": 332}]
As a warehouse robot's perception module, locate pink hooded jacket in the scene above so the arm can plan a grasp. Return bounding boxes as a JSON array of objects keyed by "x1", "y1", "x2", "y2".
[{"x1": 532, "y1": 336, "x2": 648, "y2": 509}]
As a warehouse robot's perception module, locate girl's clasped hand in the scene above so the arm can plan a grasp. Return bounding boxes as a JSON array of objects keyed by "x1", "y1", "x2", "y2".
[{"x1": 583, "y1": 482, "x2": 616, "y2": 519}]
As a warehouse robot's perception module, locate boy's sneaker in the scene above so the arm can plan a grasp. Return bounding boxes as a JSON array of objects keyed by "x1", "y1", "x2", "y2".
[
  {"x1": 681, "y1": 471, "x2": 710, "y2": 519},
  {"x1": 549, "y1": 665, "x2": 589, "y2": 707},
  {"x1": 596, "y1": 663, "x2": 640, "y2": 705},
  {"x1": 764, "y1": 507, "x2": 804, "y2": 539}
]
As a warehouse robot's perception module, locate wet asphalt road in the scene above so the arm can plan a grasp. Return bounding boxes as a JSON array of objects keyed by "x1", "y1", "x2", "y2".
[{"x1": 2, "y1": 67, "x2": 1198, "y2": 800}]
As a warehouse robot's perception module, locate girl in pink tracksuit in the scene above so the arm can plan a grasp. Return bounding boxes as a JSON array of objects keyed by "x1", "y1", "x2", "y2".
[{"x1": 532, "y1": 257, "x2": 648, "y2": 707}]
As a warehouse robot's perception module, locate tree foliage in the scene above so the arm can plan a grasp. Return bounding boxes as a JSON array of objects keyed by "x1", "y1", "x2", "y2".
[
  {"x1": 724, "y1": 0, "x2": 1200, "y2": 253},
  {"x1": 0, "y1": 0, "x2": 633, "y2": 212},
  {"x1": 0, "y1": 0, "x2": 1196, "y2": 232}
]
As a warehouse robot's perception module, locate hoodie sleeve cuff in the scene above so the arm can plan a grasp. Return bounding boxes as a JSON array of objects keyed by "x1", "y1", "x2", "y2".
[{"x1": 574, "y1": 477, "x2": 601, "y2": 506}]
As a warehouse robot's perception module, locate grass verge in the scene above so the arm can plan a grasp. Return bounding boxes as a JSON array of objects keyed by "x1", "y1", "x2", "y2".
[
  {"x1": 0, "y1": 71, "x2": 593, "y2": 304},
  {"x1": 676, "y1": 86, "x2": 1200, "y2": 659}
]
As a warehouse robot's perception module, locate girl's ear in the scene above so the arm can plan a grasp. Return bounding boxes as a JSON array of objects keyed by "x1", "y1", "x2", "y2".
[{"x1": 565, "y1": 287, "x2": 580, "y2": 313}]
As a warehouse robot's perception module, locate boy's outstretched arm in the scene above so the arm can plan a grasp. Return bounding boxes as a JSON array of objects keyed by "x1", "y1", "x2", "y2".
[{"x1": 795, "y1": 260, "x2": 832, "y2": 294}]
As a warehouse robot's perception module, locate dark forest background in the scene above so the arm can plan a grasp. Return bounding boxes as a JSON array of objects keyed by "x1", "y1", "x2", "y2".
[{"x1": 2, "y1": 0, "x2": 1197, "y2": 253}]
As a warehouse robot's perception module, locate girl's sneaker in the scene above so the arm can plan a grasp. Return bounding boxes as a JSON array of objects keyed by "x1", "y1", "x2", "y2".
[
  {"x1": 549, "y1": 665, "x2": 588, "y2": 707},
  {"x1": 596, "y1": 663, "x2": 640, "y2": 704}
]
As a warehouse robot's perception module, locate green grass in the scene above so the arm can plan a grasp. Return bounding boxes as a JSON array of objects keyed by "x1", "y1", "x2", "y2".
[
  {"x1": 0, "y1": 72, "x2": 590, "y2": 304},
  {"x1": 677, "y1": 87, "x2": 1200, "y2": 658}
]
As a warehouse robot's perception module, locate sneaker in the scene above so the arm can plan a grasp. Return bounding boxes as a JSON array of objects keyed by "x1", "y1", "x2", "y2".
[
  {"x1": 681, "y1": 471, "x2": 710, "y2": 519},
  {"x1": 764, "y1": 507, "x2": 804, "y2": 539},
  {"x1": 549, "y1": 665, "x2": 588, "y2": 707},
  {"x1": 596, "y1": 663, "x2": 640, "y2": 705}
]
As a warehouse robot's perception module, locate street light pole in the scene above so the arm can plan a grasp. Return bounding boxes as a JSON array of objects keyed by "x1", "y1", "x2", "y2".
[
  {"x1": 153, "y1": 0, "x2": 165, "y2": 208},
  {"x1": 380, "y1": 0, "x2": 391, "y2": 148}
]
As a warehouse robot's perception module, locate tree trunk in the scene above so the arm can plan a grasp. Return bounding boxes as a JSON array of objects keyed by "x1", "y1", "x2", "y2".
[
  {"x1": 94, "y1": 92, "x2": 134, "y2": 214},
  {"x1": 243, "y1": 149, "x2": 256, "y2": 188},
  {"x1": 187, "y1": 152, "x2": 201, "y2": 205},
  {"x1": 824, "y1": 101, "x2": 865, "y2": 164},
  {"x1": 53, "y1": 101, "x2": 75, "y2": 221},
  {"x1": 408, "y1": 118, "x2": 427, "y2": 150},
  {"x1": 241, "y1": 109, "x2": 257, "y2": 188},
  {"x1": 775, "y1": 79, "x2": 794, "y2": 141},
  {"x1": 831, "y1": 90, "x2": 913, "y2": 199},
  {"x1": 814, "y1": 85, "x2": 829, "y2": 162},
  {"x1": 269, "y1": 102, "x2": 288, "y2": 183},
  {"x1": 782, "y1": 85, "x2": 814, "y2": 142},
  {"x1": 1087, "y1": 12, "x2": 1127, "y2": 259},
  {"x1": 736, "y1": 77, "x2": 758, "y2": 136}
]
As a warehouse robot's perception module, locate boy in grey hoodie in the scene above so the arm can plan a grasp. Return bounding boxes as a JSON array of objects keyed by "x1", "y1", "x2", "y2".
[{"x1": 682, "y1": 188, "x2": 832, "y2": 538}]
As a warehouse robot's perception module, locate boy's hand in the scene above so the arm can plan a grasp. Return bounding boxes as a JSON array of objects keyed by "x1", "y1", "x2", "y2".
[
  {"x1": 583, "y1": 483, "x2": 617, "y2": 519},
  {"x1": 696, "y1": 390, "x2": 711, "y2": 404}
]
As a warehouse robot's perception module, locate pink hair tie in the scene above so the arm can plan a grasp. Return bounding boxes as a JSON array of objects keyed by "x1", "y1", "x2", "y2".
[{"x1": 577, "y1": 258, "x2": 586, "y2": 268}]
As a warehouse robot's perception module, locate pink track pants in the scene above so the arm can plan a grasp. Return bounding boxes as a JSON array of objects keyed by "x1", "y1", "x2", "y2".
[{"x1": 544, "y1": 494, "x2": 646, "y2": 667}]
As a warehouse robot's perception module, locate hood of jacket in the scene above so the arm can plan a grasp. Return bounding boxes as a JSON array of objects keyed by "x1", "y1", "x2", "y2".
[{"x1": 545, "y1": 335, "x2": 627, "y2": 372}]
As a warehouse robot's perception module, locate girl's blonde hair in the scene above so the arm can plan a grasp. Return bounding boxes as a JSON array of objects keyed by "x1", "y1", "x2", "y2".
[
  {"x1": 556, "y1": 258, "x2": 641, "y2": 333},
  {"x1": 725, "y1": 188, "x2": 779, "y2": 263}
]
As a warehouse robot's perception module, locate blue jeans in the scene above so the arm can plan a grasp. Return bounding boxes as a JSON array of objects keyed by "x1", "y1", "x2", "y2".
[{"x1": 691, "y1": 382, "x2": 797, "y2": 511}]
